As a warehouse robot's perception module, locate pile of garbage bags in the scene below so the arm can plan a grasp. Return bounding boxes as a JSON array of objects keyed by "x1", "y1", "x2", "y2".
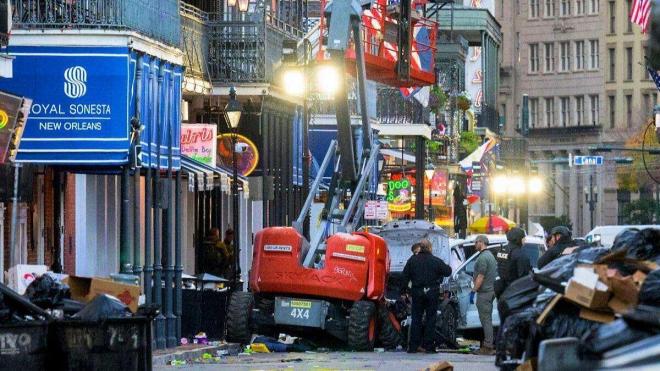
[{"x1": 495, "y1": 228, "x2": 660, "y2": 371}]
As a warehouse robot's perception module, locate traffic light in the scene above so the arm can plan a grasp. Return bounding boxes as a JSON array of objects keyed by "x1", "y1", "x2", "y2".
[
  {"x1": 648, "y1": 0, "x2": 660, "y2": 70},
  {"x1": 0, "y1": 91, "x2": 31, "y2": 164}
]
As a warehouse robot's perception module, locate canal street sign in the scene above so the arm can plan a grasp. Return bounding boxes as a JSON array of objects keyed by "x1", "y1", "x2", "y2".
[{"x1": 572, "y1": 155, "x2": 604, "y2": 166}]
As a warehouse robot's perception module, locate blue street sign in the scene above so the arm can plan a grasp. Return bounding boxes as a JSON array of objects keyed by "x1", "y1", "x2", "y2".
[{"x1": 573, "y1": 155, "x2": 604, "y2": 166}]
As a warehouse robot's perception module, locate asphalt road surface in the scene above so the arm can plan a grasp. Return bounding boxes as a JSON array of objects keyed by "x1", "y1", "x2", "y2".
[{"x1": 155, "y1": 350, "x2": 497, "y2": 371}]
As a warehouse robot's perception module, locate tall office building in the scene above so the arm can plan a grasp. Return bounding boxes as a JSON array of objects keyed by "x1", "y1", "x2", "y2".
[{"x1": 497, "y1": 0, "x2": 654, "y2": 235}]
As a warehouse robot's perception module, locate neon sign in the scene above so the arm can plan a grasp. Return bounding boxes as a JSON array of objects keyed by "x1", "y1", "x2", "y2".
[{"x1": 387, "y1": 179, "x2": 412, "y2": 212}]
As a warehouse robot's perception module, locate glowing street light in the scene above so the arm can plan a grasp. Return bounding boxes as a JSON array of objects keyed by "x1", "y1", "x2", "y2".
[
  {"x1": 315, "y1": 64, "x2": 341, "y2": 95},
  {"x1": 282, "y1": 70, "x2": 306, "y2": 97},
  {"x1": 527, "y1": 176, "x2": 544, "y2": 194}
]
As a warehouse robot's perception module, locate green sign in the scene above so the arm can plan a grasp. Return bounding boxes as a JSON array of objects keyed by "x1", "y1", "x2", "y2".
[{"x1": 387, "y1": 179, "x2": 412, "y2": 212}]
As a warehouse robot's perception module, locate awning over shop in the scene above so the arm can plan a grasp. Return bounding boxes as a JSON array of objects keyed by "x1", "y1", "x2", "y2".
[
  {"x1": 380, "y1": 148, "x2": 416, "y2": 163},
  {"x1": 180, "y1": 155, "x2": 247, "y2": 193}
]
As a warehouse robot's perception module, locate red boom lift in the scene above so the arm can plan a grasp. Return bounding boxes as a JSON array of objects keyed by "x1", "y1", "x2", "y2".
[{"x1": 225, "y1": 0, "x2": 437, "y2": 350}]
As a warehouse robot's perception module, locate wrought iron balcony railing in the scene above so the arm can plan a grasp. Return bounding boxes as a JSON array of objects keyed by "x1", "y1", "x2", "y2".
[
  {"x1": 181, "y1": 3, "x2": 210, "y2": 82},
  {"x1": 13, "y1": 0, "x2": 181, "y2": 47},
  {"x1": 377, "y1": 87, "x2": 429, "y2": 125}
]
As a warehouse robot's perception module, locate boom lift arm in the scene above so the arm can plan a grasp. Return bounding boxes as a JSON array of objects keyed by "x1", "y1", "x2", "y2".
[{"x1": 293, "y1": 0, "x2": 385, "y2": 266}]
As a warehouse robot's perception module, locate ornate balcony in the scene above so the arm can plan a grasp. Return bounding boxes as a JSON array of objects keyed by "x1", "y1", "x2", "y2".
[{"x1": 13, "y1": 0, "x2": 181, "y2": 47}]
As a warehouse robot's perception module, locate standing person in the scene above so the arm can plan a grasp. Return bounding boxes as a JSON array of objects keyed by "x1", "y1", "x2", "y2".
[
  {"x1": 537, "y1": 226, "x2": 573, "y2": 268},
  {"x1": 217, "y1": 228, "x2": 235, "y2": 278},
  {"x1": 402, "y1": 239, "x2": 452, "y2": 353},
  {"x1": 471, "y1": 235, "x2": 497, "y2": 355},
  {"x1": 497, "y1": 227, "x2": 531, "y2": 324},
  {"x1": 201, "y1": 228, "x2": 224, "y2": 277},
  {"x1": 504, "y1": 227, "x2": 531, "y2": 285}
]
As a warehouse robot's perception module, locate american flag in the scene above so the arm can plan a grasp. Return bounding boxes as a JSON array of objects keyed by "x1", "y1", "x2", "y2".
[
  {"x1": 648, "y1": 66, "x2": 660, "y2": 91},
  {"x1": 631, "y1": 0, "x2": 652, "y2": 33}
]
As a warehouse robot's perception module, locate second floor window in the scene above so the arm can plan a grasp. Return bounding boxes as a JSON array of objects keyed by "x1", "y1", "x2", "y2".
[
  {"x1": 590, "y1": 39, "x2": 600, "y2": 69},
  {"x1": 545, "y1": 98, "x2": 555, "y2": 126},
  {"x1": 575, "y1": 40, "x2": 585, "y2": 70},
  {"x1": 545, "y1": 43, "x2": 555, "y2": 72},
  {"x1": 560, "y1": 42, "x2": 571, "y2": 71},
  {"x1": 530, "y1": 98, "x2": 539, "y2": 127},
  {"x1": 530, "y1": 43, "x2": 540, "y2": 72},
  {"x1": 590, "y1": 94, "x2": 600, "y2": 125},
  {"x1": 609, "y1": 1, "x2": 616, "y2": 34},
  {"x1": 627, "y1": 0, "x2": 633, "y2": 32},
  {"x1": 626, "y1": 94, "x2": 633, "y2": 128},
  {"x1": 561, "y1": 0, "x2": 571, "y2": 15},
  {"x1": 576, "y1": 0, "x2": 585, "y2": 14},
  {"x1": 545, "y1": 0, "x2": 556, "y2": 17},
  {"x1": 609, "y1": 95, "x2": 616, "y2": 128},
  {"x1": 576, "y1": 95, "x2": 584, "y2": 125},
  {"x1": 609, "y1": 48, "x2": 616, "y2": 81},
  {"x1": 560, "y1": 97, "x2": 571, "y2": 126},
  {"x1": 626, "y1": 47, "x2": 633, "y2": 80},
  {"x1": 530, "y1": 0, "x2": 540, "y2": 17},
  {"x1": 590, "y1": 0, "x2": 599, "y2": 14}
]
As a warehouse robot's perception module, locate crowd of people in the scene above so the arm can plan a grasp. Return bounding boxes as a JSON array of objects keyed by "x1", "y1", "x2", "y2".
[{"x1": 400, "y1": 225, "x2": 574, "y2": 355}]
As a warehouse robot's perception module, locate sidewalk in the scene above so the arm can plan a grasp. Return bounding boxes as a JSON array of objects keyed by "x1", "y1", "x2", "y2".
[{"x1": 152, "y1": 343, "x2": 242, "y2": 366}]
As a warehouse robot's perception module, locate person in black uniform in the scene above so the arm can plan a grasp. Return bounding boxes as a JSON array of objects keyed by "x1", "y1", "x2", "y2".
[
  {"x1": 401, "y1": 239, "x2": 452, "y2": 353},
  {"x1": 504, "y1": 227, "x2": 531, "y2": 285},
  {"x1": 496, "y1": 227, "x2": 532, "y2": 324},
  {"x1": 537, "y1": 226, "x2": 573, "y2": 268}
]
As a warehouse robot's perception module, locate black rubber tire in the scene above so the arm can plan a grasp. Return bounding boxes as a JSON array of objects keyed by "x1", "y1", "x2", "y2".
[
  {"x1": 377, "y1": 306, "x2": 403, "y2": 350},
  {"x1": 347, "y1": 300, "x2": 376, "y2": 351},
  {"x1": 226, "y1": 291, "x2": 255, "y2": 344},
  {"x1": 436, "y1": 303, "x2": 459, "y2": 349}
]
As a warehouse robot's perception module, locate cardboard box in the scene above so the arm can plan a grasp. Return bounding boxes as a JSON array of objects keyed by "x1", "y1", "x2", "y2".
[
  {"x1": 423, "y1": 361, "x2": 453, "y2": 371},
  {"x1": 609, "y1": 274, "x2": 639, "y2": 307},
  {"x1": 564, "y1": 266, "x2": 610, "y2": 309},
  {"x1": 536, "y1": 294, "x2": 563, "y2": 325},
  {"x1": 516, "y1": 359, "x2": 536, "y2": 371},
  {"x1": 6, "y1": 264, "x2": 48, "y2": 295},
  {"x1": 64, "y1": 276, "x2": 141, "y2": 312},
  {"x1": 608, "y1": 296, "x2": 634, "y2": 315},
  {"x1": 579, "y1": 308, "x2": 615, "y2": 324}
]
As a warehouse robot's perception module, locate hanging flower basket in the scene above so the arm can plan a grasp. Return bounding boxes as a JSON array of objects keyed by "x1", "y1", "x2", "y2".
[
  {"x1": 456, "y1": 91, "x2": 472, "y2": 111},
  {"x1": 429, "y1": 86, "x2": 448, "y2": 114}
]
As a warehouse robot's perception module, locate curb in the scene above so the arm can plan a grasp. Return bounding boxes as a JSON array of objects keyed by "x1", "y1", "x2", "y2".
[{"x1": 152, "y1": 343, "x2": 242, "y2": 366}]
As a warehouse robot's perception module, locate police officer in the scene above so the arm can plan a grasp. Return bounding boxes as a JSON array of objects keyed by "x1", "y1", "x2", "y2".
[
  {"x1": 503, "y1": 227, "x2": 531, "y2": 285},
  {"x1": 496, "y1": 227, "x2": 531, "y2": 323},
  {"x1": 402, "y1": 239, "x2": 452, "y2": 353},
  {"x1": 493, "y1": 242, "x2": 510, "y2": 298},
  {"x1": 537, "y1": 226, "x2": 573, "y2": 268}
]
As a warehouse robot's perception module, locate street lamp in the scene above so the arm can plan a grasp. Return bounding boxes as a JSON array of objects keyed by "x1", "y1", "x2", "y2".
[
  {"x1": 224, "y1": 87, "x2": 243, "y2": 290},
  {"x1": 584, "y1": 174, "x2": 598, "y2": 230},
  {"x1": 237, "y1": 0, "x2": 250, "y2": 12},
  {"x1": 425, "y1": 166, "x2": 435, "y2": 221}
]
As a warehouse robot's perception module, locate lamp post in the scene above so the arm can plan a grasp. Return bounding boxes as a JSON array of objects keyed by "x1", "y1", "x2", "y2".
[
  {"x1": 584, "y1": 173, "x2": 598, "y2": 231},
  {"x1": 425, "y1": 167, "x2": 435, "y2": 222},
  {"x1": 224, "y1": 87, "x2": 243, "y2": 291}
]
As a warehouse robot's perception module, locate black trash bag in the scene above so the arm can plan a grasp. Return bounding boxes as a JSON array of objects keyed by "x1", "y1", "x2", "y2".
[
  {"x1": 610, "y1": 228, "x2": 660, "y2": 262},
  {"x1": 495, "y1": 306, "x2": 543, "y2": 370},
  {"x1": 24, "y1": 274, "x2": 71, "y2": 310},
  {"x1": 543, "y1": 304, "x2": 601, "y2": 339},
  {"x1": 532, "y1": 254, "x2": 578, "y2": 293},
  {"x1": 61, "y1": 298, "x2": 86, "y2": 316},
  {"x1": 499, "y1": 274, "x2": 542, "y2": 318},
  {"x1": 533, "y1": 247, "x2": 610, "y2": 293},
  {"x1": 639, "y1": 269, "x2": 660, "y2": 307},
  {"x1": 72, "y1": 294, "x2": 132, "y2": 321},
  {"x1": 580, "y1": 319, "x2": 654, "y2": 357},
  {"x1": 623, "y1": 305, "x2": 660, "y2": 330},
  {"x1": 576, "y1": 247, "x2": 610, "y2": 264},
  {"x1": 0, "y1": 292, "x2": 11, "y2": 322}
]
